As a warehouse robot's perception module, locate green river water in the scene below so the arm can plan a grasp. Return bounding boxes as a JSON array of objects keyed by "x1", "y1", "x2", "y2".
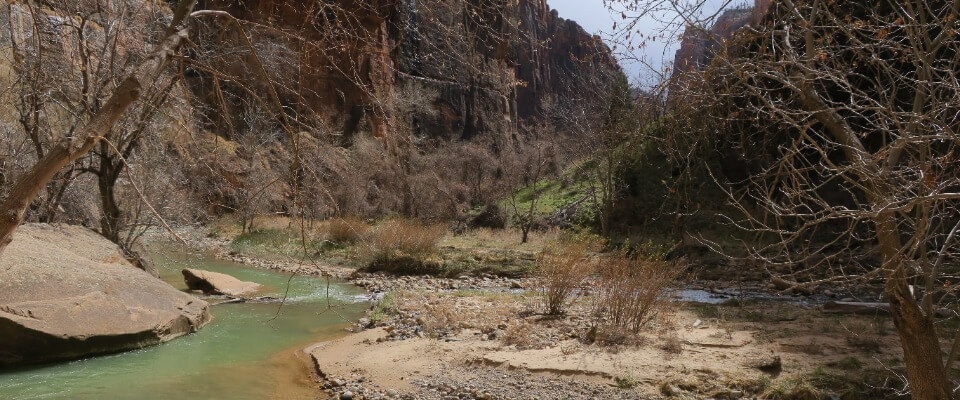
[{"x1": 0, "y1": 244, "x2": 367, "y2": 400}]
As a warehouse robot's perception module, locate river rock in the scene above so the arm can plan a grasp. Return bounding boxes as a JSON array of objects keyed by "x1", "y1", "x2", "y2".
[
  {"x1": 182, "y1": 268, "x2": 261, "y2": 297},
  {"x1": 0, "y1": 223, "x2": 211, "y2": 367}
]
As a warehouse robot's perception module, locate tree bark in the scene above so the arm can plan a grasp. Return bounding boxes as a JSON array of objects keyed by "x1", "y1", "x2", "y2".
[
  {"x1": 0, "y1": 1, "x2": 195, "y2": 256},
  {"x1": 876, "y1": 213, "x2": 952, "y2": 400},
  {"x1": 97, "y1": 153, "x2": 123, "y2": 244}
]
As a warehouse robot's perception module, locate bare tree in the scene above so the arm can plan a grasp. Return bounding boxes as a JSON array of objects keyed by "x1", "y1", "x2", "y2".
[
  {"x1": 590, "y1": 71, "x2": 641, "y2": 236},
  {"x1": 507, "y1": 135, "x2": 555, "y2": 244},
  {"x1": 0, "y1": 0, "x2": 198, "y2": 255},
  {"x1": 609, "y1": 0, "x2": 960, "y2": 398}
]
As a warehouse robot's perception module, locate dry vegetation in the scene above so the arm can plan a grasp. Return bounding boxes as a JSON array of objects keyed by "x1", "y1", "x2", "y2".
[
  {"x1": 325, "y1": 217, "x2": 371, "y2": 244},
  {"x1": 591, "y1": 254, "x2": 684, "y2": 332},
  {"x1": 357, "y1": 218, "x2": 447, "y2": 275},
  {"x1": 535, "y1": 234, "x2": 601, "y2": 315}
]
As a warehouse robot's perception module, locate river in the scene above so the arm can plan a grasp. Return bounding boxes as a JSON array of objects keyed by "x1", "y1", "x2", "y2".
[{"x1": 0, "y1": 243, "x2": 367, "y2": 400}]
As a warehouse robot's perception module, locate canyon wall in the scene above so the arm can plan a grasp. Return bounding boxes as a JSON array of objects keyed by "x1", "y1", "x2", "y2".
[
  {"x1": 193, "y1": 0, "x2": 619, "y2": 145},
  {"x1": 670, "y1": 0, "x2": 772, "y2": 97}
]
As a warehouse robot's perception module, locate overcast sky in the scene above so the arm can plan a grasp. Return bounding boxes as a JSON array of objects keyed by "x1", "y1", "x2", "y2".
[{"x1": 548, "y1": 0, "x2": 747, "y2": 84}]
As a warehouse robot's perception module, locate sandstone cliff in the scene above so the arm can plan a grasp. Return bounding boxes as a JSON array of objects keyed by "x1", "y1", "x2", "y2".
[{"x1": 192, "y1": 0, "x2": 618, "y2": 144}]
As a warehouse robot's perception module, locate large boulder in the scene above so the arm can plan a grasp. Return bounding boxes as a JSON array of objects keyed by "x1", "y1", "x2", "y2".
[
  {"x1": 182, "y1": 268, "x2": 261, "y2": 297},
  {"x1": 0, "y1": 224, "x2": 211, "y2": 367}
]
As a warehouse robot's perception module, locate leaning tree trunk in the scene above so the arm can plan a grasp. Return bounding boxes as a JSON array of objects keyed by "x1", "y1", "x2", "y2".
[
  {"x1": 0, "y1": 0, "x2": 196, "y2": 256},
  {"x1": 876, "y1": 214, "x2": 953, "y2": 400}
]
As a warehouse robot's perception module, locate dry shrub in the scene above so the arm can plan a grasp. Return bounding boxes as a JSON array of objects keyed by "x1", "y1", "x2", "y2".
[
  {"x1": 536, "y1": 234, "x2": 602, "y2": 315},
  {"x1": 592, "y1": 254, "x2": 683, "y2": 332},
  {"x1": 360, "y1": 218, "x2": 447, "y2": 274},
  {"x1": 659, "y1": 332, "x2": 684, "y2": 354},
  {"x1": 421, "y1": 299, "x2": 461, "y2": 335},
  {"x1": 326, "y1": 217, "x2": 370, "y2": 243},
  {"x1": 501, "y1": 321, "x2": 551, "y2": 349},
  {"x1": 584, "y1": 325, "x2": 647, "y2": 347}
]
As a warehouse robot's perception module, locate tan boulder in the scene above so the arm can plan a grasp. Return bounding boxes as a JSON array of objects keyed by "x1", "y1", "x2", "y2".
[
  {"x1": 0, "y1": 224, "x2": 211, "y2": 367},
  {"x1": 182, "y1": 268, "x2": 261, "y2": 297}
]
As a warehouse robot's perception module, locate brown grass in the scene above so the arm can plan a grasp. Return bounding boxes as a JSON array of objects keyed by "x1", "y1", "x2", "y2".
[
  {"x1": 326, "y1": 217, "x2": 370, "y2": 244},
  {"x1": 591, "y1": 254, "x2": 683, "y2": 332},
  {"x1": 535, "y1": 234, "x2": 602, "y2": 315},
  {"x1": 659, "y1": 332, "x2": 684, "y2": 354},
  {"x1": 501, "y1": 321, "x2": 552, "y2": 349},
  {"x1": 359, "y1": 218, "x2": 447, "y2": 274}
]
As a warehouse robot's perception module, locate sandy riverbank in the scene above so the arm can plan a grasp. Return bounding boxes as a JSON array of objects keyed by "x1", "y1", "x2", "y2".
[{"x1": 302, "y1": 289, "x2": 905, "y2": 400}]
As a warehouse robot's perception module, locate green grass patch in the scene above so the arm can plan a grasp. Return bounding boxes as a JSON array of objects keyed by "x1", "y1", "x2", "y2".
[
  {"x1": 500, "y1": 160, "x2": 599, "y2": 226},
  {"x1": 229, "y1": 228, "x2": 326, "y2": 261},
  {"x1": 369, "y1": 292, "x2": 398, "y2": 324}
]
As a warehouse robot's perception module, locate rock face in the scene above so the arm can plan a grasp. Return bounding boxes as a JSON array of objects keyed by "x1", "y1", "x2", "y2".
[
  {"x1": 193, "y1": 0, "x2": 618, "y2": 142},
  {"x1": 0, "y1": 224, "x2": 211, "y2": 367},
  {"x1": 182, "y1": 268, "x2": 262, "y2": 297},
  {"x1": 670, "y1": 0, "x2": 773, "y2": 97},
  {"x1": 0, "y1": 0, "x2": 622, "y2": 222}
]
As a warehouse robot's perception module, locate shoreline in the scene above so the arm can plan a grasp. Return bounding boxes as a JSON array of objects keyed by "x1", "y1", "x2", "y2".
[{"x1": 174, "y1": 226, "x2": 906, "y2": 400}]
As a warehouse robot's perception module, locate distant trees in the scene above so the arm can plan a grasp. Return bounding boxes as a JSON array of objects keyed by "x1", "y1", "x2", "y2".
[
  {"x1": 608, "y1": 0, "x2": 960, "y2": 398},
  {"x1": 591, "y1": 71, "x2": 641, "y2": 236}
]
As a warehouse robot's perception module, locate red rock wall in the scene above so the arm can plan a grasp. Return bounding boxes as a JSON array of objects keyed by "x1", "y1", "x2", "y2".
[
  {"x1": 196, "y1": 0, "x2": 398, "y2": 139},
  {"x1": 192, "y1": 0, "x2": 618, "y2": 143}
]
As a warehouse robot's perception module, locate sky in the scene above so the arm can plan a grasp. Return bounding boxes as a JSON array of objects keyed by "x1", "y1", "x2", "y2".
[{"x1": 549, "y1": 0, "x2": 746, "y2": 84}]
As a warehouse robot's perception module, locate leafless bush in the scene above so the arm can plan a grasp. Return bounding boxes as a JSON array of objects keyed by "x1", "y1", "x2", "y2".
[
  {"x1": 326, "y1": 217, "x2": 370, "y2": 244},
  {"x1": 536, "y1": 234, "x2": 602, "y2": 315},
  {"x1": 420, "y1": 299, "x2": 461, "y2": 335},
  {"x1": 591, "y1": 254, "x2": 683, "y2": 332}
]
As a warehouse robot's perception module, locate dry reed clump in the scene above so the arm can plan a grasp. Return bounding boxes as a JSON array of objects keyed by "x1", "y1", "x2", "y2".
[
  {"x1": 536, "y1": 234, "x2": 602, "y2": 315},
  {"x1": 326, "y1": 217, "x2": 370, "y2": 244},
  {"x1": 591, "y1": 254, "x2": 683, "y2": 333},
  {"x1": 359, "y1": 218, "x2": 447, "y2": 275}
]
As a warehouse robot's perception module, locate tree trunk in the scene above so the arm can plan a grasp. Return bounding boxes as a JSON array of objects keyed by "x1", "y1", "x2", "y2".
[
  {"x1": 888, "y1": 290, "x2": 952, "y2": 400},
  {"x1": 0, "y1": 1, "x2": 195, "y2": 256},
  {"x1": 98, "y1": 155, "x2": 123, "y2": 244},
  {"x1": 0, "y1": 81, "x2": 138, "y2": 254},
  {"x1": 876, "y1": 213, "x2": 952, "y2": 400}
]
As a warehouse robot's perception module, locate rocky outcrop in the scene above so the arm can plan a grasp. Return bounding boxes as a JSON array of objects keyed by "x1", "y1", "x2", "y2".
[
  {"x1": 0, "y1": 224, "x2": 211, "y2": 367},
  {"x1": 194, "y1": 0, "x2": 399, "y2": 140},
  {"x1": 182, "y1": 268, "x2": 262, "y2": 297},
  {"x1": 0, "y1": 0, "x2": 622, "y2": 224}
]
